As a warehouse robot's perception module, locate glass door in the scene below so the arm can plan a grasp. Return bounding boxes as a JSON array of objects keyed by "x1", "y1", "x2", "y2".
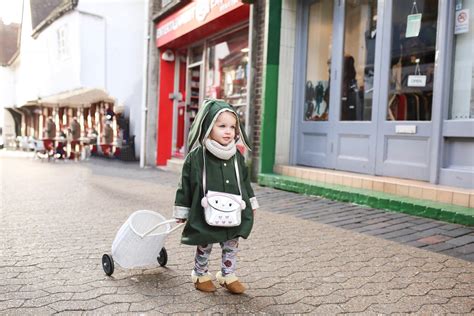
[
  {"x1": 295, "y1": 0, "x2": 380, "y2": 173},
  {"x1": 183, "y1": 45, "x2": 204, "y2": 153},
  {"x1": 330, "y1": 0, "x2": 380, "y2": 174},
  {"x1": 375, "y1": 0, "x2": 439, "y2": 181},
  {"x1": 295, "y1": 0, "x2": 334, "y2": 168}
]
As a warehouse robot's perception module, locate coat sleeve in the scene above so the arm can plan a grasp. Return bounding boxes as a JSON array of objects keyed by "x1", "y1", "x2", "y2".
[
  {"x1": 239, "y1": 153, "x2": 259, "y2": 210},
  {"x1": 173, "y1": 155, "x2": 192, "y2": 219}
]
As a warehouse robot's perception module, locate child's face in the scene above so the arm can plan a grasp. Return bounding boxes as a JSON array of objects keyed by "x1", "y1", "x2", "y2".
[{"x1": 209, "y1": 111, "x2": 237, "y2": 146}]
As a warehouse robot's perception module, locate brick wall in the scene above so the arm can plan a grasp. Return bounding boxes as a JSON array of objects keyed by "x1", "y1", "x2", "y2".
[{"x1": 250, "y1": 0, "x2": 266, "y2": 180}]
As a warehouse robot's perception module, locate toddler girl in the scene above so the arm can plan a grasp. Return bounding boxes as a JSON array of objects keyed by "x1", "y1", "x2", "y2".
[{"x1": 174, "y1": 99, "x2": 259, "y2": 294}]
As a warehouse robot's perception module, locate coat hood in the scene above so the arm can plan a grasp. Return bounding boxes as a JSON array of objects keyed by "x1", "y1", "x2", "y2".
[{"x1": 187, "y1": 99, "x2": 251, "y2": 151}]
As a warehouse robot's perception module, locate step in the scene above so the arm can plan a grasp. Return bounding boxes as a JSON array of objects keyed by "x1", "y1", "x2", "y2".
[
  {"x1": 259, "y1": 172, "x2": 474, "y2": 226},
  {"x1": 165, "y1": 157, "x2": 185, "y2": 173}
]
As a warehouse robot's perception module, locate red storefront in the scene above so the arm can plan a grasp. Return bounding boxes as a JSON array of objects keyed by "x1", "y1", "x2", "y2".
[{"x1": 155, "y1": 0, "x2": 251, "y2": 166}]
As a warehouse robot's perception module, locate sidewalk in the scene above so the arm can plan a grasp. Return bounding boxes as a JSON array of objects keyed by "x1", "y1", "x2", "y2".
[
  {"x1": 254, "y1": 186, "x2": 474, "y2": 262},
  {"x1": 1, "y1": 156, "x2": 473, "y2": 314}
]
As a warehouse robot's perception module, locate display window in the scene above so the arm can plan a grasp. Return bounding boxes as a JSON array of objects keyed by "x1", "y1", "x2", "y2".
[
  {"x1": 303, "y1": 0, "x2": 333, "y2": 122},
  {"x1": 205, "y1": 27, "x2": 249, "y2": 126},
  {"x1": 387, "y1": 0, "x2": 438, "y2": 121},
  {"x1": 340, "y1": 0, "x2": 377, "y2": 121},
  {"x1": 450, "y1": 1, "x2": 474, "y2": 120}
]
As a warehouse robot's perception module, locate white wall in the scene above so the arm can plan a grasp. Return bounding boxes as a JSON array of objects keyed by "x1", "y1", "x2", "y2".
[
  {"x1": 77, "y1": 0, "x2": 145, "y2": 155},
  {"x1": 37, "y1": 12, "x2": 82, "y2": 97},
  {"x1": 0, "y1": 67, "x2": 15, "y2": 129},
  {"x1": 79, "y1": 12, "x2": 106, "y2": 89},
  {"x1": 0, "y1": 67, "x2": 15, "y2": 105}
]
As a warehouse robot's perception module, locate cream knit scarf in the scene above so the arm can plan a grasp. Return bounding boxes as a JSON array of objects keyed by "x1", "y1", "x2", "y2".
[{"x1": 204, "y1": 138, "x2": 236, "y2": 160}]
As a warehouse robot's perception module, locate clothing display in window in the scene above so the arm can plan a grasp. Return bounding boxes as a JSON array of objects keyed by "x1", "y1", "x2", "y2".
[
  {"x1": 341, "y1": 55, "x2": 364, "y2": 121},
  {"x1": 388, "y1": 92, "x2": 432, "y2": 120},
  {"x1": 304, "y1": 80, "x2": 328, "y2": 120}
]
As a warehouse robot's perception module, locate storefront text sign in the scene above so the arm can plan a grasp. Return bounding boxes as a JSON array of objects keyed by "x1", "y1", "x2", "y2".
[
  {"x1": 407, "y1": 75, "x2": 427, "y2": 87},
  {"x1": 156, "y1": 0, "x2": 244, "y2": 47},
  {"x1": 455, "y1": 9, "x2": 469, "y2": 35}
]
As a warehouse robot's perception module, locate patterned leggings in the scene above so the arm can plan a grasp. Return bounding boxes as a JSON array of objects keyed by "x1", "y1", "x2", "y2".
[{"x1": 194, "y1": 238, "x2": 239, "y2": 276}]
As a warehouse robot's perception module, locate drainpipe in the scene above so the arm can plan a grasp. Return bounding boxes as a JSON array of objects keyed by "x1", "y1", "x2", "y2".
[{"x1": 139, "y1": 0, "x2": 150, "y2": 168}]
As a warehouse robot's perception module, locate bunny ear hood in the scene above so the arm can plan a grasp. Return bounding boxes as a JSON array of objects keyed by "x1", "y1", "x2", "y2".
[{"x1": 187, "y1": 98, "x2": 251, "y2": 151}]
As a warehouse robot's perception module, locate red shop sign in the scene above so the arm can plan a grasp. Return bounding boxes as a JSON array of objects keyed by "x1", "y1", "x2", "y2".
[{"x1": 156, "y1": 0, "x2": 245, "y2": 47}]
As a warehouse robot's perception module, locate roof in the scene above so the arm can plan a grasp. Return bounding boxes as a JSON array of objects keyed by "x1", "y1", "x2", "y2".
[
  {"x1": 30, "y1": 0, "x2": 78, "y2": 38},
  {"x1": 38, "y1": 88, "x2": 115, "y2": 108},
  {"x1": 0, "y1": 20, "x2": 20, "y2": 66}
]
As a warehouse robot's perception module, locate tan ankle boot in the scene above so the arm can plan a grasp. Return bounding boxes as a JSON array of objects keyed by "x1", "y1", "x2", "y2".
[
  {"x1": 216, "y1": 271, "x2": 246, "y2": 294},
  {"x1": 191, "y1": 272, "x2": 216, "y2": 292}
]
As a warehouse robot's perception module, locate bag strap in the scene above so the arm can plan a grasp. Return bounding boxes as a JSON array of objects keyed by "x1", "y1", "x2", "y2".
[{"x1": 202, "y1": 146, "x2": 241, "y2": 196}]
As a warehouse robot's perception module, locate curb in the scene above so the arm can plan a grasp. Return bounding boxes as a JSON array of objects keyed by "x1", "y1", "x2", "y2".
[{"x1": 258, "y1": 173, "x2": 474, "y2": 226}]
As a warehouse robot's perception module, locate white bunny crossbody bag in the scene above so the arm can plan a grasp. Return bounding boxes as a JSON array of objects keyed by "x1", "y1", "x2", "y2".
[{"x1": 200, "y1": 148, "x2": 246, "y2": 227}]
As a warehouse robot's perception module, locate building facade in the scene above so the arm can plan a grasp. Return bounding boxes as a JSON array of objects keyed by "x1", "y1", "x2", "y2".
[
  {"x1": 259, "y1": 0, "x2": 473, "y2": 208},
  {"x1": 151, "y1": 0, "x2": 260, "y2": 167},
  {"x1": 1, "y1": 0, "x2": 147, "y2": 158}
]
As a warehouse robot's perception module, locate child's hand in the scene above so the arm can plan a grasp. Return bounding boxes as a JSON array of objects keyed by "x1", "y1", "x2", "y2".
[{"x1": 176, "y1": 218, "x2": 186, "y2": 223}]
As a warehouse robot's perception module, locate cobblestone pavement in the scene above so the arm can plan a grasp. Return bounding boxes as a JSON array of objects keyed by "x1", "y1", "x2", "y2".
[{"x1": 1, "y1": 156, "x2": 473, "y2": 314}]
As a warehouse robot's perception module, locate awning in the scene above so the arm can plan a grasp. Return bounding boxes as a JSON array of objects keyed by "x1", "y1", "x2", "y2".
[{"x1": 38, "y1": 88, "x2": 115, "y2": 108}]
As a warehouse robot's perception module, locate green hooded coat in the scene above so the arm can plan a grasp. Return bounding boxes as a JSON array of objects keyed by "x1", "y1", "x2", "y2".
[{"x1": 173, "y1": 99, "x2": 256, "y2": 245}]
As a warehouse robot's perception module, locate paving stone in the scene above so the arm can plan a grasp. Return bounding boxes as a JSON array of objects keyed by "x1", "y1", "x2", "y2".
[
  {"x1": 441, "y1": 227, "x2": 473, "y2": 237},
  {"x1": 84, "y1": 303, "x2": 131, "y2": 314},
  {"x1": 422, "y1": 242, "x2": 458, "y2": 252},
  {"x1": 4, "y1": 306, "x2": 57, "y2": 315},
  {"x1": 264, "y1": 302, "x2": 314, "y2": 314},
  {"x1": 442, "y1": 296, "x2": 474, "y2": 313},
  {"x1": 128, "y1": 299, "x2": 160, "y2": 312},
  {"x1": 417, "y1": 235, "x2": 453, "y2": 245},
  {"x1": 447, "y1": 235, "x2": 474, "y2": 246},
  {"x1": 378, "y1": 228, "x2": 419, "y2": 239},
  {"x1": 21, "y1": 293, "x2": 74, "y2": 308},
  {"x1": 312, "y1": 303, "x2": 345, "y2": 314},
  {"x1": 47, "y1": 299, "x2": 105, "y2": 312},
  {"x1": 411, "y1": 222, "x2": 445, "y2": 231},
  {"x1": 0, "y1": 299, "x2": 24, "y2": 311}
]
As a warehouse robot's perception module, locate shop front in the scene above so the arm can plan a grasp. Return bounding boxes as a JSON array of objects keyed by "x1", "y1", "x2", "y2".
[
  {"x1": 276, "y1": 0, "x2": 473, "y2": 189},
  {"x1": 154, "y1": 0, "x2": 251, "y2": 166}
]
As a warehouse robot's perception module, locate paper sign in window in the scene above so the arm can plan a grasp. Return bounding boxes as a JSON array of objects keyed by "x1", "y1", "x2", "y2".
[
  {"x1": 406, "y1": 13, "x2": 422, "y2": 38},
  {"x1": 407, "y1": 75, "x2": 427, "y2": 87}
]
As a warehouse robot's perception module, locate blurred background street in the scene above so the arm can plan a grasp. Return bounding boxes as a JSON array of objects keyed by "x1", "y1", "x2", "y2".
[{"x1": 1, "y1": 155, "x2": 473, "y2": 314}]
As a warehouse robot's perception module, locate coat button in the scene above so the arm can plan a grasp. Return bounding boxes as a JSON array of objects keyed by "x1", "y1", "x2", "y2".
[
  {"x1": 225, "y1": 180, "x2": 229, "y2": 184},
  {"x1": 223, "y1": 163, "x2": 227, "y2": 166}
]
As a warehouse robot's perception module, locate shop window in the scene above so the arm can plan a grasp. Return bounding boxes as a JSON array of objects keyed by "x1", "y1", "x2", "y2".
[
  {"x1": 450, "y1": 2, "x2": 474, "y2": 119},
  {"x1": 205, "y1": 27, "x2": 249, "y2": 125},
  {"x1": 387, "y1": 0, "x2": 438, "y2": 121},
  {"x1": 190, "y1": 45, "x2": 203, "y2": 64},
  {"x1": 303, "y1": 0, "x2": 333, "y2": 122},
  {"x1": 340, "y1": 0, "x2": 377, "y2": 121},
  {"x1": 57, "y1": 25, "x2": 69, "y2": 60}
]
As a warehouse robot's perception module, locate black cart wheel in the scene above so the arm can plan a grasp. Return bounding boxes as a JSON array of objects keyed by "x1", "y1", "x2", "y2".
[
  {"x1": 157, "y1": 247, "x2": 168, "y2": 267},
  {"x1": 102, "y1": 254, "x2": 114, "y2": 276}
]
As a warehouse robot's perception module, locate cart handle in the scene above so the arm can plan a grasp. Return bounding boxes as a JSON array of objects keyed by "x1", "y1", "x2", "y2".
[{"x1": 140, "y1": 219, "x2": 184, "y2": 238}]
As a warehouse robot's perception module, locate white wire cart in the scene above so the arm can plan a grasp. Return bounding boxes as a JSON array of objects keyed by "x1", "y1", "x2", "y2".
[{"x1": 102, "y1": 210, "x2": 183, "y2": 276}]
